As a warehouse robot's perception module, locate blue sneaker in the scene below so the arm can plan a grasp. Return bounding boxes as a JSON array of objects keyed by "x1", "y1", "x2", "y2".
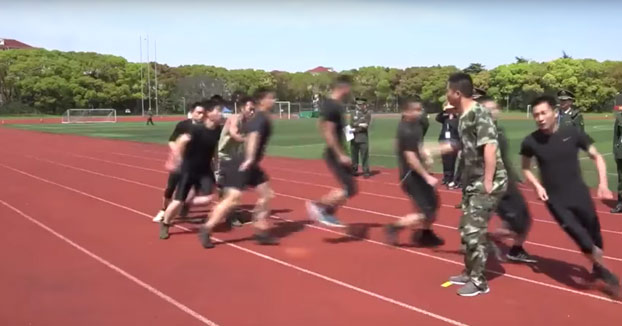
[{"x1": 306, "y1": 201, "x2": 345, "y2": 228}]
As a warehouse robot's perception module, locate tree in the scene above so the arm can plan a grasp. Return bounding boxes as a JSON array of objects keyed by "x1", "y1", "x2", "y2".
[{"x1": 463, "y1": 63, "x2": 485, "y2": 75}]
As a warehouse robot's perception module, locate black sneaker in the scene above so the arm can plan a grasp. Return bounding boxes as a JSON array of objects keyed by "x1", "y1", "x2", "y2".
[
  {"x1": 384, "y1": 224, "x2": 401, "y2": 246},
  {"x1": 198, "y1": 226, "x2": 215, "y2": 249},
  {"x1": 255, "y1": 231, "x2": 279, "y2": 245},
  {"x1": 593, "y1": 264, "x2": 621, "y2": 297},
  {"x1": 159, "y1": 222, "x2": 170, "y2": 240},
  {"x1": 506, "y1": 246, "x2": 537, "y2": 263},
  {"x1": 611, "y1": 204, "x2": 622, "y2": 214},
  {"x1": 412, "y1": 229, "x2": 445, "y2": 247}
]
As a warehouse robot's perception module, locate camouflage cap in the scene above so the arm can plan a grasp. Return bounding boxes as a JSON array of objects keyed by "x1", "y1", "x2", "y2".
[
  {"x1": 557, "y1": 89, "x2": 575, "y2": 101},
  {"x1": 472, "y1": 88, "x2": 487, "y2": 100}
]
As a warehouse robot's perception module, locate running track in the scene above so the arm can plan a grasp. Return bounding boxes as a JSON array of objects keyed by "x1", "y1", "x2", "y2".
[{"x1": 1, "y1": 127, "x2": 621, "y2": 326}]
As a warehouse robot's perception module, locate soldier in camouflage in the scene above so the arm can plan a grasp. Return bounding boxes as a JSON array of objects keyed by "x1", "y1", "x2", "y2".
[
  {"x1": 434, "y1": 74, "x2": 507, "y2": 296},
  {"x1": 350, "y1": 98, "x2": 372, "y2": 178},
  {"x1": 557, "y1": 90, "x2": 584, "y2": 132},
  {"x1": 611, "y1": 109, "x2": 622, "y2": 213}
]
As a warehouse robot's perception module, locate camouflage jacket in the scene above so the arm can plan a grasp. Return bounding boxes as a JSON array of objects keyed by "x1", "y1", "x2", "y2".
[
  {"x1": 559, "y1": 107, "x2": 584, "y2": 133},
  {"x1": 496, "y1": 123, "x2": 521, "y2": 183},
  {"x1": 350, "y1": 109, "x2": 372, "y2": 142},
  {"x1": 458, "y1": 102, "x2": 508, "y2": 195}
]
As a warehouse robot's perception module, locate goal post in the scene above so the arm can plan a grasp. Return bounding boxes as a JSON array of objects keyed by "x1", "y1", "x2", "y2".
[
  {"x1": 61, "y1": 108, "x2": 117, "y2": 124},
  {"x1": 273, "y1": 101, "x2": 291, "y2": 120}
]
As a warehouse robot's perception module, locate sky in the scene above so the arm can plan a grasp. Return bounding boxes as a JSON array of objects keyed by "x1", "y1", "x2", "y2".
[{"x1": 1, "y1": 0, "x2": 621, "y2": 72}]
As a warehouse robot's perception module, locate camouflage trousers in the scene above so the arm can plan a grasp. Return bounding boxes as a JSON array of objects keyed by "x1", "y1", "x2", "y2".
[{"x1": 458, "y1": 191, "x2": 501, "y2": 288}]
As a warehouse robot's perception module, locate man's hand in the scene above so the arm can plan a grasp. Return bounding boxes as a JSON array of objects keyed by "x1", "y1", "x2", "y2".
[
  {"x1": 239, "y1": 159, "x2": 253, "y2": 171},
  {"x1": 535, "y1": 184, "x2": 549, "y2": 201},
  {"x1": 597, "y1": 183, "x2": 614, "y2": 200},
  {"x1": 164, "y1": 151, "x2": 181, "y2": 171},
  {"x1": 338, "y1": 154, "x2": 352, "y2": 167},
  {"x1": 424, "y1": 174, "x2": 438, "y2": 187},
  {"x1": 484, "y1": 179, "x2": 493, "y2": 194}
]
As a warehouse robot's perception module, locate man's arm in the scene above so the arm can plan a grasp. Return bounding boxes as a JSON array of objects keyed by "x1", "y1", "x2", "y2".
[
  {"x1": 228, "y1": 114, "x2": 245, "y2": 142},
  {"x1": 575, "y1": 112, "x2": 585, "y2": 132},
  {"x1": 586, "y1": 145, "x2": 609, "y2": 190},
  {"x1": 320, "y1": 120, "x2": 347, "y2": 158},
  {"x1": 520, "y1": 155, "x2": 549, "y2": 201},
  {"x1": 244, "y1": 131, "x2": 259, "y2": 165},
  {"x1": 613, "y1": 114, "x2": 621, "y2": 150},
  {"x1": 482, "y1": 143, "x2": 497, "y2": 192}
]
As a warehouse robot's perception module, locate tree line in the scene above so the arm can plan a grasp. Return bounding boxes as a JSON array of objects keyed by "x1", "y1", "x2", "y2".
[{"x1": 1, "y1": 49, "x2": 621, "y2": 115}]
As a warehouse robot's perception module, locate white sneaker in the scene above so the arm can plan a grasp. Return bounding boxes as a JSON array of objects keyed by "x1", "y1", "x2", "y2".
[{"x1": 153, "y1": 210, "x2": 164, "y2": 223}]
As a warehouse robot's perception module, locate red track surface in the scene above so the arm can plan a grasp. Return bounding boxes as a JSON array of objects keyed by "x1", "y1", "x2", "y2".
[{"x1": 1, "y1": 127, "x2": 621, "y2": 326}]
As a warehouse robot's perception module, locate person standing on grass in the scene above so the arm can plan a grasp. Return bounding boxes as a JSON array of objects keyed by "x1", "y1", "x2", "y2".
[
  {"x1": 216, "y1": 96, "x2": 255, "y2": 226},
  {"x1": 436, "y1": 101, "x2": 460, "y2": 187},
  {"x1": 610, "y1": 108, "x2": 622, "y2": 213},
  {"x1": 350, "y1": 97, "x2": 372, "y2": 178},
  {"x1": 557, "y1": 90, "x2": 584, "y2": 133},
  {"x1": 384, "y1": 98, "x2": 445, "y2": 247},
  {"x1": 520, "y1": 95, "x2": 620, "y2": 295},
  {"x1": 306, "y1": 75, "x2": 357, "y2": 228},
  {"x1": 153, "y1": 102, "x2": 207, "y2": 223},
  {"x1": 478, "y1": 95, "x2": 535, "y2": 263},
  {"x1": 431, "y1": 73, "x2": 507, "y2": 296},
  {"x1": 146, "y1": 109, "x2": 155, "y2": 125},
  {"x1": 159, "y1": 100, "x2": 223, "y2": 240},
  {"x1": 198, "y1": 88, "x2": 279, "y2": 248}
]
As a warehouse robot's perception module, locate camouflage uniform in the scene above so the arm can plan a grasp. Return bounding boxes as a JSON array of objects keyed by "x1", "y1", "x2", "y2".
[
  {"x1": 350, "y1": 102, "x2": 372, "y2": 175},
  {"x1": 458, "y1": 102, "x2": 508, "y2": 289},
  {"x1": 557, "y1": 90, "x2": 584, "y2": 133}
]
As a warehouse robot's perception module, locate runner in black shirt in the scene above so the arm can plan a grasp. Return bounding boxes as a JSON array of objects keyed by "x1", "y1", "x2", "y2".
[
  {"x1": 159, "y1": 100, "x2": 222, "y2": 240},
  {"x1": 153, "y1": 102, "x2": 206, "y2": 223},
  {"x1": 521, "y1": 95, "x2": 619, "y2": 295},
  {"x1": 478, "y1": 96, "x2": 535, "y2": 263},
  {"x1": 306, "y1": 75, "x2": 357, "y2": 228},
  {"x1": 199, "y1": 87, "x2": 278, "y2": 248},
  {"x1": 384, "y1": 99, "x2": 444, "y2": 247}
]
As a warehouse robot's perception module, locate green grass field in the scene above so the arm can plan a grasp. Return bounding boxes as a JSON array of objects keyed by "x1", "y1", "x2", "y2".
[{"x1": 6, "y1": 114, "x2": 619, "y2": 188}]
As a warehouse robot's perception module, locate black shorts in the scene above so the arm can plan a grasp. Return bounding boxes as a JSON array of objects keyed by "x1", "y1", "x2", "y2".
[
  {"x1": 324, "y1": 150, "x2": 357, "y2": 198},
  {"x1": 164, "y1": 170, "x2": 182, "y2": 199},
  {"x1": 545, "y1": 189, "x2": 603, "y2": 254},
  {"x1": 496, "y1": 182, "x2": 531, "y2": 235},
  {"x1": 401, "y1": 172, "x2": 438, "y2": 222},
  {"x1": 220, "y1": 158, "x2": 269, "y2": 191},
  {"x1": 174, "y1": 170, "x2": 216, "y2": 201}
]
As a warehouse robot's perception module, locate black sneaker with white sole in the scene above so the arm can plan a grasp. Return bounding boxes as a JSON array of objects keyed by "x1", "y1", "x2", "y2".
[{"x1": 506, "y1": 246, "x2": 537, "y2": 263}]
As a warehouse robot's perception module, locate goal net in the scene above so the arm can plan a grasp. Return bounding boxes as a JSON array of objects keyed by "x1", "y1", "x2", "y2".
[
  {"x1": 61, "y1": 109, "x2": 117, "y2": 124},
  {"x1": 272, "y1": 101, "x2": 291, "y2": 120}
]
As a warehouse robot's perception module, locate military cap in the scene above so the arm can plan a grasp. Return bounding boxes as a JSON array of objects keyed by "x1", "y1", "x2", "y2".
[
  {"x1": 355, "y1": 97, "x2": 367, "y2": 105},
  {"x1": 557, "y1": 89, "x2": 575, "y2": 101},
  {"x1": 472, "y1": 87, "x2": 487, "y2": 100}
]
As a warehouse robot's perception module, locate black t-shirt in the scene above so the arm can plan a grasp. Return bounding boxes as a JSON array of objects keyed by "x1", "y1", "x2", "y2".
[
  {"x1": 169, "y1": 119, "x2": 194, "y2": 142},
  {"x1": 181, "y1": 123, "x2": 222, "y2": 173},
  {"x1": 245, "y1": 111, "x2": 272, "y2": 162},
  {"x1": 396, "y1": 120, "x2": 424, "y2": 180},
  {"x1": 519, "y1": 126, "x2": 593, "y2": 196},
  {"x1": 320, "y1": 98, "x2": 345, "y2": 152}
]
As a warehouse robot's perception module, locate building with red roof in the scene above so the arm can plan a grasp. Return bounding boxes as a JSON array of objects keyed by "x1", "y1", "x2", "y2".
[
  {"x1": 306, "y1": 66, "x2": 334, "y2": 74},
  {"x1": 0, "y1": 38, "x2": 36, "y2": 50}
]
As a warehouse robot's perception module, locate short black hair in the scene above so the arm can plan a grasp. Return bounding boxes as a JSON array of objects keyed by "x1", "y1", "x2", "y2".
[
  {"x1": 238, "y1": 96, "x2": 254, "y2": 106},
  {"x1": 331, "y1": 74, "x2": 353, "y2": 89},
  {"x1": 202, "y1": 99, "x2": 221, "y2": 112},
  {"x1": 400, "y1": 98, "x2": 423, "y2": 111},
  {"x1": 447, "y1": 73, "x2": 474, "y2": 98},
  {"x1": 210, "y1": 94, "x2": 225, "y2": 105},
  {"x1": 190, "y1": 101, "x2": 205, "y2": 111},
  {"x1": 253, "y1": 87, "x2": 275, "y2": 102},
  {"x1": 530, "y1": 95, "x2": 557, "y2": 111},
  {"x1": 476, "y1": 95, "x2": 495, "y2": 104}
]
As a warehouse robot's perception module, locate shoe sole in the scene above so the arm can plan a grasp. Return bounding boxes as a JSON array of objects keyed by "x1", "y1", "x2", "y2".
[
  {"x1": 458, "y1": 287, "x2": 490, "y2": 297},
  {"x1": 317, "y1": 218, "x2": 346, "y2": 228},
  {"x1": 305, "y1": 201, "x2": 322, "y2": 222},
  {"x1": 506, "y1": 255, "x2": 537, "y2": 264},
  {"x1": 449, "y1": 280, "x2": 468, "y2": 285}
]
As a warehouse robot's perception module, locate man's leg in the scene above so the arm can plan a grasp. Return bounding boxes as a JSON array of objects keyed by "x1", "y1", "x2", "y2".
[
  {"x1": 307, "y1": 152, "x2": 357, "y2": 228},
  {"x1": 198, "y1": 188, "x2": 242, "y2": 249},
  {"x1": 612, "y1": 159, "x2": 622, "y2": 213},
  {"x1": 350, "y1": 141, "x2": 360, "y2": 174},
  {"x1": 493, "y1": 185, "x2": 535, "y2": 263},
  {"x1": 454, "y1": 193, "x2": 496, "y2": 296},
  {"x1": 251, "y1": 181, "x2": 278, "y2": 245},
  {"x1": 155, "y1": 171, "x2": 181, "y2": 222},
  {"x1": 159, "y1": 173, "x2": 194, "y2": 239},
  {"x1": 360, "y1": 141, "x2": 370, "y2": 177}
]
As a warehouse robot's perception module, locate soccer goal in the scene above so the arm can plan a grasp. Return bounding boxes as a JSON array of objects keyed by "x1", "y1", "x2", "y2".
[
  {"x1": 61, "y1": 108, "x2": 117, "y2": 124},
  {"x1": 273, "y1": 101, "x2": 291, "y2": 120}
]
